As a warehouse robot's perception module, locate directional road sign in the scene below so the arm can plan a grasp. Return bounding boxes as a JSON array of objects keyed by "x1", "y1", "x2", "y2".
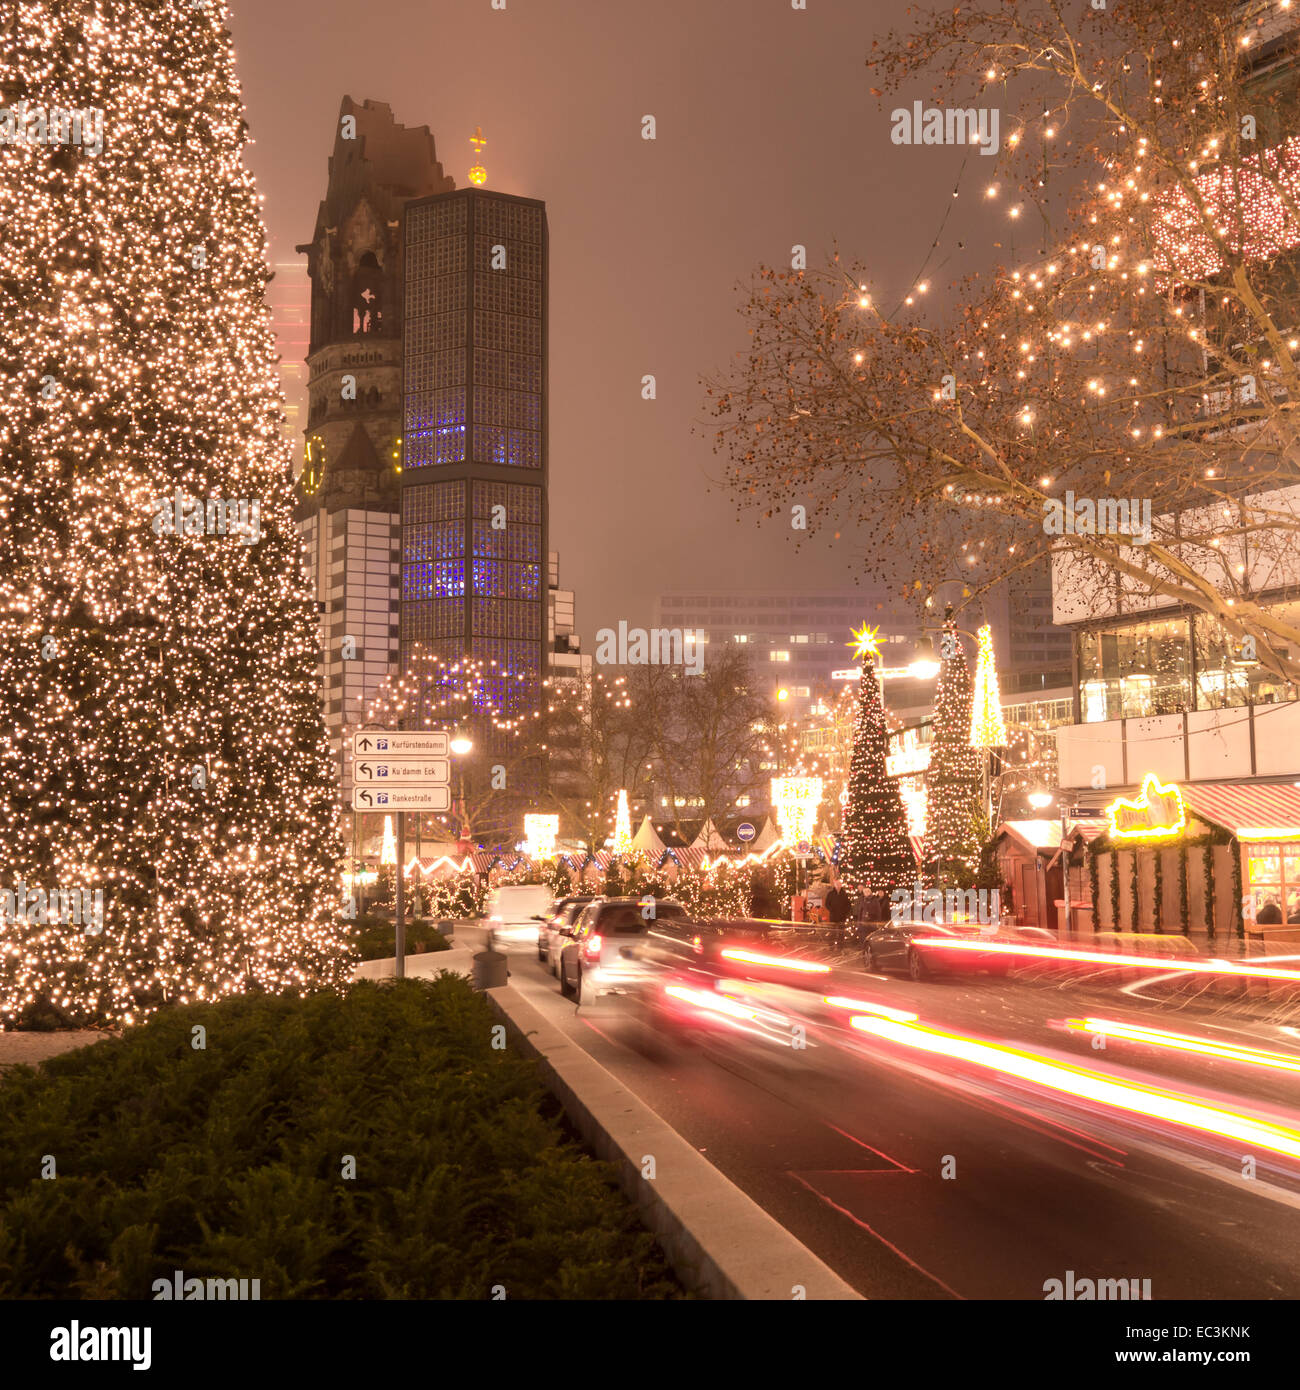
[
  {"x1": 351, "y1": 730, "x2": 450, "y2": 757},
  {"x1": 352, "y1": 786, "x2": 452, "y2": 813},
  {"x1": 353, "y1": 757, "x2": 450, "y2": 784}
]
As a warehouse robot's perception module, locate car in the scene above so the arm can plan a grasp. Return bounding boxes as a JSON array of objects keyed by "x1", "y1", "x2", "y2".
[
  {"x1": 539, "y1": 895, "x2": 597, "y2": 974},
  {"x1": 557, "y1": 898, "x2": 692, "y2": 1004},
  {"x1": 484, "y1": 883, "x2": 555, "y2": 945},
  {"x1": 863, "y1": 920, "x2": 1012, "y2": 981}
]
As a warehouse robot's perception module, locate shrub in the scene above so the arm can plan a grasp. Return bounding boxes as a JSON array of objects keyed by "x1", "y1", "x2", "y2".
[
  {"x1": 0, "y1": 977, "x2": 683, "y2": 1299},
  {"x1": 353, "y1": 914, "x2": 450, "y2": 962}
]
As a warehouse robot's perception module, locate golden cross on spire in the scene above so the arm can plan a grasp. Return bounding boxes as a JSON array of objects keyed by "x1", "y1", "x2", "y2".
[{"x1": 469, "y1": 126, "x2": 487, "y2": 186}]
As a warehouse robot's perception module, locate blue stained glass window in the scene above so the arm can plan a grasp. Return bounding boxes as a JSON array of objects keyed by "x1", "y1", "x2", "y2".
[
  {"x1": 471, "y1": 560, "x2": 540, "y2": 600},
  {"x1": 403, "y1": 562, "x2": 432, "y2": 600},
  {"x1": 475, "y1": 425, "x2": 507, "y2": 465},
  {"x1": 434, "y1": 560, "x2": 466, "y2": 598},
  {"x1": 405, "y1": 523, "x2": 461, "y2": 563}
]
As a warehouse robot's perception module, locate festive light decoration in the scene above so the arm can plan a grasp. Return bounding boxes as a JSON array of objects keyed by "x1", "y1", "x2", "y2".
[
  {"x1": 381, "y1": 817, "x2": 397, "y2": 866},
  {"x1": 1153, "y1": 134, "x2": 1300, "y2": 284},
  {"x1": 1105, "y1": 773, "x2": 1187, "y2": 843},
  {"x1": 523, "y1": 813, "x2": 559, "y2": 860},
  {"x1": 0, "y1": 0, "x2": 350, "y2": 1028},
  {"x1": 923, "y1": 613, "x2": 981, "y2": 882},
  {"x1": 847, "y1": 622, "x2": 883, "y2": 662},
  {"x1": 706, "y1": 4, "x2": 1300, "y2": 692},
  {"x1": 969, "y1": 623, "x2": 1009, "y2": 749},
  {"x1": 771, "y1": 776, "x2": 824, "y2": 845},
  {"x1": 836, "y1": 652, "x2": 914, "y2": 892},
  {"x1": 612, "y1": 788, "x2": 633, "y2": 856}
]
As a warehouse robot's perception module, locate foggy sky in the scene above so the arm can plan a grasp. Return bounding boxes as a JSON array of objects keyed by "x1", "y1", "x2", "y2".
[{"x1": 228, "y1": 0, "x2": 1007, "y2": 651}]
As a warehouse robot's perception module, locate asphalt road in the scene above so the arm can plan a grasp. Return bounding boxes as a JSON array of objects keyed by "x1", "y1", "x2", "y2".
[{"x1": 497, "y1": 927, "x2": 1300, "y2": 1300}]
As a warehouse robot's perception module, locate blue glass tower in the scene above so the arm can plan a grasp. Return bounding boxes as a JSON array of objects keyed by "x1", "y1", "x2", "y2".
[{"x1": 401, "y1": 188, "x2": 547, "y2": 718}]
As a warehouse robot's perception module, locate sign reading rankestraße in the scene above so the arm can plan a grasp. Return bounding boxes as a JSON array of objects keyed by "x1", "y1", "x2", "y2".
[
  {"x1": 351, "y1": 730, "x2": 450, "y2": 757},
  {"x1": 352, "y1": 786, "x2": 452, "y2": 813}
]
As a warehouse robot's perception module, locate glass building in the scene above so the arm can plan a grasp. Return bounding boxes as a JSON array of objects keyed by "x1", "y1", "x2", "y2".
[
  {"x1": 401, "y1": 189, "x2": 547, "y2": 716},
  {"x1": 1076, "y1": 602, "x2": 1300, "y2": 724}
]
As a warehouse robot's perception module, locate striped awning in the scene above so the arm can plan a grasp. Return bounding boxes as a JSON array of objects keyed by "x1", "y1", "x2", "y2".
[{"x1": 1181, "y1": 783, "x2": 1300, "y2": 841}]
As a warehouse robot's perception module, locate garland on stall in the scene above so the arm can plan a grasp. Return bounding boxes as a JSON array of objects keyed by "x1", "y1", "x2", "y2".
[
  {"x1": 1127, "y1": 850, "x2": 1138, "y2": 931},
  {"x1": 1203, "y1": 840, "x2": 1217, "y2": 946},
  {"x1": 1178, "y1": 842, "x2": 1190, "y2": 936},
  {"x1": 1230, "y1": 839, "x2": 1245, "y2": 943},
  {"x1": 1089, "y1": 848, "x2": 1101, "y2": 931},
  {"x1": 1109, "y1": 842, "x2": 1121, "y2": 931},
  {"x1": 1153, "y1": 849, "x2": 1164, "y2": 934}
]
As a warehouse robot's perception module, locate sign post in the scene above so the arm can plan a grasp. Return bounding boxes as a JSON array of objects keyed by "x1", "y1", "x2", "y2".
[
  {"x1": 395, "y1": 811, "x2": 406, "y2": 980},
  {"x1": 353, "y1": 729, "x2": 453, "y2": 976}
]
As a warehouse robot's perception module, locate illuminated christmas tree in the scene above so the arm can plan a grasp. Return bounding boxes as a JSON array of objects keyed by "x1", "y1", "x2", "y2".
[
  {"x1": 612, "y1": 788, "x2": 633, "y2": 857},
  {"x1": 970, "y1": 623, "x2": 1009, "y2": 749},
  {"x1": 838, "y1": 626, "x2": 914, "y2": 893},
  {"x1": 0, "y1": 0, "x2": 349, "y2": 1027},
  {"x1": 923, "y1": 611, "x2": 981, "y2": 884}
]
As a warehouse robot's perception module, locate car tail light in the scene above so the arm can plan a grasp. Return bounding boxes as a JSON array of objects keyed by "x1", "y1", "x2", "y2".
[{"x1": 581, "y1": 933, "x2": 604, "y2": 964}]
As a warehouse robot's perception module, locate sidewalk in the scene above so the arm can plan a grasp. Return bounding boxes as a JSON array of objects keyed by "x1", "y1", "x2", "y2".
[
  {"x1": 0, "y1": 937, "x2": 477, "y2": 1070},
  {"x1": 0, "y1": 1029, "x2": 114, "y2": 1070}
]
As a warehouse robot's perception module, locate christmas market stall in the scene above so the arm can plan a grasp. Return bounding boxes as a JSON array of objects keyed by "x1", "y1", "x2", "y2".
[
  {"x1": 1079, "y1": 776, "x2": 1300, "y2": 950},
  {"x1": 994, "y1": 818, "x2": 1106, "y2": 931}
]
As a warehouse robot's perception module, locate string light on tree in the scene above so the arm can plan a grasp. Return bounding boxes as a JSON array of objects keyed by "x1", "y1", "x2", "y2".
[
  {"x1": 923, "y1": 611, "x2": 981, "y2": 884},
  {"x1": 381, "y1": 817, "x2": 397, "y2": 866},
  {"x1": 613, "y1": 788, "x2": 633, "y2": 856},
  {"x1": 0, "y1": 0, "x2": 349, "y2": 1028},
  {"x1": 836, "y1": 629, "x2": 914, "y2": 893},
  {"x1": 970, "y1": 623, "x2": 1009, "y2": 748}
]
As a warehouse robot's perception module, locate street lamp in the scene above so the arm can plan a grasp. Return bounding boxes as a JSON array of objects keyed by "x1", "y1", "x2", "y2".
[
  {"x1": 451, "y1": 735, "x2": 473, "y2": 849},
  {"x1": 907, "y1": 636, "x2": 941, "y2": 681},
  {"x1": 1028, "y1": 790, "x2": 1054, "y2": 810}
]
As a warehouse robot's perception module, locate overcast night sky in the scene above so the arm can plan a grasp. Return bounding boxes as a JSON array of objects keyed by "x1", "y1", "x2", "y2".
[{"x1": 227, "y1": 0, "x2": 1008, "y2": 648}]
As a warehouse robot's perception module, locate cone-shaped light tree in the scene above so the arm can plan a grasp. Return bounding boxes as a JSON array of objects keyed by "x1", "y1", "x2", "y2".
[
  {"x1": 0, "y1": 0, "x2": 349, "y2": 1027},
  {"x1": 923, "y1": 611, "x2": 982, "y2": 885},
  {"x1": 838, "y1": 627, "x2": 914, "y2": 893}
]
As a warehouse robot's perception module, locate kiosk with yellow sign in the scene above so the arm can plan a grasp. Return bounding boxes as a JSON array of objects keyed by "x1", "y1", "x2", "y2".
[{"x1": 1078, "y1": 773, "x2": 1300, "y2": 947}]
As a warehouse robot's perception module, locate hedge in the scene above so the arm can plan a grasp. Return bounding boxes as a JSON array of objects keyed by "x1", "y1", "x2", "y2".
[{"x1": 0, "y1": 976, "x2": 683, "y2": 1299}]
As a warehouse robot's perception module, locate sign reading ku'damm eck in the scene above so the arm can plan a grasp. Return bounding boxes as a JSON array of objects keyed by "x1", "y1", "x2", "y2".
[{"x1": 353, "y1": 758, "x2": 451, "y2": 784}]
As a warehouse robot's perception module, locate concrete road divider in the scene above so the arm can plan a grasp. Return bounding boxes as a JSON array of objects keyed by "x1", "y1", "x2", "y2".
[{"x1": 482, "y1": 981, "x2": 863, "y2": 1301}]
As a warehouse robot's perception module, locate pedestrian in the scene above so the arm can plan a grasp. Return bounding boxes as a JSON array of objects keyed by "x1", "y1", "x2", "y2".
[
  {"x1": 825, "y1": 879, "x2": 851, "y2": 948},
  {"x1": 826, "y1": 881, "x2": 851, "y2": 923}
]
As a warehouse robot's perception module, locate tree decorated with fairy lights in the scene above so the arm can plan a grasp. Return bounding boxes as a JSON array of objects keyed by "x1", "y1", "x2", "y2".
[
  {"x1": 837, "y1": 626, "x2": 915, "y2": 893},
  {"x1": 709, "y1": 0, "x2": 1300, "y2": 688},
  {"x1": 0, "y1": 0, "x2": 348, "y2": 1027},
  {"x1": 924, "y1": 612, "x2": 982, "y2": 885}
]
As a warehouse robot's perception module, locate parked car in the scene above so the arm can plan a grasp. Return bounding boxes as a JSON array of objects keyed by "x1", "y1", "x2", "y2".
[
  {"x1": 558, "y1": 898, "x2": 692, "y2": 1004},
  {"x1": 863, "y1": 921, "x2": 1012, "y2": 981},
  {"x1": 539, "y1": 895, "x2": 597, "y2": 974},
  {"x1": 484, "y1": 883, "x2": 555, "y2": 945}
]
